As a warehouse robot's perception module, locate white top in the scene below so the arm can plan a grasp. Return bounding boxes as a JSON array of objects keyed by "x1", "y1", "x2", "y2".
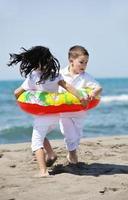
[
  {"x1": 59, "y1": 66, "x2": 100, "y2": 92},
  {"x1": 21, "y1": 70, "x2": 63, "y2": 92},
  {"x1": 59, "y1": 66, "x2": 101, "y2": 117}
]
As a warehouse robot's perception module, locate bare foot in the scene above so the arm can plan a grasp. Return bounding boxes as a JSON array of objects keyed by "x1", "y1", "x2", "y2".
[
  {"x1": 40, "y1": 171, "x2": 50, "y2": 177},
  {"x1": 46, "y1": 156, "x2": 57, "y2": 167},
  {"x1": 67, "y1": 152, "x2": 78, "y2": 164},
  {"x1": 34, "y1": 172, "x2": 52, "y2": 178},
  {"x1": 32, "y1": 154, "x2": 57, "y2": 167}
]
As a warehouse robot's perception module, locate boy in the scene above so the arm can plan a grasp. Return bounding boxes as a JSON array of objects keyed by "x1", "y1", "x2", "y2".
[{"x1": 59, "y1": 45, "x2": 102, "y2": 164}]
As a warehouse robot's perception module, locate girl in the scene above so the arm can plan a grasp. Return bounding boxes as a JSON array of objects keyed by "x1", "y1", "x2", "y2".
[{"x1": 8, "y1": 46, "x2": 87, "y2": 177}]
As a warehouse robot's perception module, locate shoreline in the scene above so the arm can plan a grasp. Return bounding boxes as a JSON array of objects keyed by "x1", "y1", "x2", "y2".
[
  {"x1": 1, "y1": 134, "x2": 128, "y2": 146},
  {"x1": 0, "y1": 135, "x2": 128, "y2": 200}
]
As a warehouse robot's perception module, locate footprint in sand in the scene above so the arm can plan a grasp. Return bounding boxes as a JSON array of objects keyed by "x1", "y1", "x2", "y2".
[
  {"x1": 0, "y1": 153, "x2": 4, "y2": 158},
  {"x1": 99, "y1": 187, "x2": 119, "y2": 194}
]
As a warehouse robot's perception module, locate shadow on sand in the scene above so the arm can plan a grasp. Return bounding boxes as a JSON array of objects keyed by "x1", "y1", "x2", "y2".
[{"x1": 50, "y1": 162, "x2": 128, "y2": 176}]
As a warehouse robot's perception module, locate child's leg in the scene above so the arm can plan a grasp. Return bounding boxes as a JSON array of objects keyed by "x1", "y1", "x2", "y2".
[
  {"x1": 59, "y1": 117, "x2": 80, "y2": 164},
  {"x1": 32, "y1": 116, "x2": 59, "y2": 175},
  {"x1": 44, "y1": 137, "x2": 55, "y2": 157},
  {"x1": 68, "y1": 118, "x2": 84, "y2": 163},
  {"x1": 44, "y1": 137, "x2": 57, "y2": 167},
  {"x1": 32, "y1": 121, "x2": 49, "y2": 176},
  {"x1": 35, "y1": 148, "x2": 49, "y2": 176},
  {"x1": 67, "y1": 149, "x2": 78, "y2": 164}
]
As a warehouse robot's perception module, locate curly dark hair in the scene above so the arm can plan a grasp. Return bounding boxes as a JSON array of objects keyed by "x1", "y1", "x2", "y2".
[{"x1": 8, "y1": 46, "x2": 60, "y2": 84}]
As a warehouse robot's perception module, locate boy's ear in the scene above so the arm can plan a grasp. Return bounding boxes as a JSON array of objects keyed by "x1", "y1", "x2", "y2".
[{"x1": 69, "y1": 58, "x2": 73, "y2": 63}]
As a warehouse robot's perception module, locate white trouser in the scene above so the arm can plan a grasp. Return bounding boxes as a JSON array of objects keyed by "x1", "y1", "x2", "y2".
[
  {"x1": 59, "y1": 111, "x2": 86, "y2": 151},
  {"x1": 31, "y1": 115, "x2": 59, "y2": 151}
]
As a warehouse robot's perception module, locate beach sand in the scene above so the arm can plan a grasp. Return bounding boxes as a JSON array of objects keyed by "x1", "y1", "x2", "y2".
[{"x1": 0, "y1": 136, "x2": 128, "y2": 200}]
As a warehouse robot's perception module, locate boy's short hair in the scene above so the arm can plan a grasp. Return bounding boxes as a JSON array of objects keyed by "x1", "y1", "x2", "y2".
[{"x1": 68, "y1": 45, "x2": 89, "y2": 60}]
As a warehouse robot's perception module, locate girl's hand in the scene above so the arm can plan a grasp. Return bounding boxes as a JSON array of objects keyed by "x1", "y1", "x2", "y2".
[
  {"x1": 79, "y1": 97, "x2": 89, "y2": 107},
  {"x1": 14, "y1": 87, "x2": 25, "y2": 99}
]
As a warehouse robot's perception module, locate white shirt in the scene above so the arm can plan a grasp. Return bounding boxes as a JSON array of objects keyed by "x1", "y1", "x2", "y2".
[
  {"x1": 59, "y1": 66, "x2": 100, "y2": 117},
  {"x1": 21, "y1": 70, "x2": 63, "y2": 92},
  {"x1": 60, "y1": 66, "x2": 100, "y2": 92}
]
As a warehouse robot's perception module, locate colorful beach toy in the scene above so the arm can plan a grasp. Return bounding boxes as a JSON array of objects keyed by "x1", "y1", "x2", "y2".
[{"x1": 17, "y1": 87, "x2": 100, "y2": 115}]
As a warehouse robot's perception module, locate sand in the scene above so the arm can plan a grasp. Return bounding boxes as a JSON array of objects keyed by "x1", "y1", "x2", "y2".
[{"x1": 0, "y1": 136, "x2": 128, "y2": 200}]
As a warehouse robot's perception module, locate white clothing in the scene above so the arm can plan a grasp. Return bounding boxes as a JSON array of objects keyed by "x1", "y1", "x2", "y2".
[
  {"x1": 59, "y1": 66, "x2": 100, "y2": 92},
  {"x1": 21, "y1": 70, "x2": 63, "y2": 92},
  {"x1": 59, "y1": 66, "x2": 101, "y2": 151},
  {"x1": 59, "y1": 115, "x2": 86, "y2": 151},
  {"x1": 31, "y1": 116, "x2": 58, "y2": 151},
  {"x1": 21, "y1": 70, "x2": 63, "y2": 151}
]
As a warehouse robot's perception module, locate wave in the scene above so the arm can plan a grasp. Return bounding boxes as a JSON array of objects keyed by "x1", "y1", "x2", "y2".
[
  {"x1": 101, "y1": 94, "x2": 128, "y2": 103},
  {"x1": 0, "y1": 126, "x2": 32, "y2": 144},
  {"x1": 0, "y1": 126, "x2": 63, "y2": 144}
]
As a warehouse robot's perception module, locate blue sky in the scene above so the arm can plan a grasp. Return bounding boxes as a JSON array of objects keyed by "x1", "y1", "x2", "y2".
[{"x1": 0, "y1": 0, "x2": 128, "y2": 80}]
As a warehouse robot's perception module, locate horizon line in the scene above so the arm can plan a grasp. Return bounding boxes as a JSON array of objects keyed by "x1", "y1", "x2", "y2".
[{"x1": 0, "y1": 76, "x2": 128, "y2": 81}]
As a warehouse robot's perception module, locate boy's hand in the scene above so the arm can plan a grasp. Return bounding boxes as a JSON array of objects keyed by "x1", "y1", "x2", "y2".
[
  {"x1": 88, "y1": 86, "x2": 102, "y2": 100},
  {"x1": 88, "y1": 91, "x2": 96, "y2": 101}
]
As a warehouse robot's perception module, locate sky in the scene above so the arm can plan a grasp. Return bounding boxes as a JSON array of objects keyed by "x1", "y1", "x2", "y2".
[{"x1": 0, "y1": 0, "x2": 128, "y2": 80}]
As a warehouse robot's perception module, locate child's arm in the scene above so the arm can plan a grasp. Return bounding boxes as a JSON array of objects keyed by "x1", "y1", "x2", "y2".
[
  {"x1": 14, "y1": 86, "x2": 26, "y2": 99},
  {"x1": 58, "y1": 80, "x2": 88, "y2": 107}
]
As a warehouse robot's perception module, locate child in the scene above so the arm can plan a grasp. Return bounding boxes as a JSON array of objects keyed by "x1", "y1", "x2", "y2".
[
  {"x1": 59, "y1": 45, "x2": 102, "y2": 164},
  {"x1": 8, "y1": 46, "x2": 87, "y2": 177}
]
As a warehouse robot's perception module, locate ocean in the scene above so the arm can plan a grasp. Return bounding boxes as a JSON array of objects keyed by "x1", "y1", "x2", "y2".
[{"x1": 0, "y1": 78, "x2": 128, "y2": 144}]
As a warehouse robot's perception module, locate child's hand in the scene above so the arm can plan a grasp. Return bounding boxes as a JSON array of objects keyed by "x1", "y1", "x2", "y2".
[
  {"x1": 88, "y1": 86, "x2": 102, "y2": 100},
  {"x1": 88, "y1": 91, "x2": 96, "y2": 101},
  {"x1": 79, "y1": 97, "x2": 89, "y2": 107},
  {"x1": 14, "y1": 87, "x2": 25, "y2": 99}
]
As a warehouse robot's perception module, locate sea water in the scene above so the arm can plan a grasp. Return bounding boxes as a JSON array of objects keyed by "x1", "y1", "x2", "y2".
[{"x1": 0, "y1": 78, "x2": 128, "y2": 144}]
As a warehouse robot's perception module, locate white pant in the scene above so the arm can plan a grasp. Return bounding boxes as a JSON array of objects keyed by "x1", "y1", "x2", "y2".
[
  {"x1": 31, "y1": 115, "x2": 59, "y2": 151},
  {"x1": 59, "y1": 111, "x2": 86, "y2": 151}
]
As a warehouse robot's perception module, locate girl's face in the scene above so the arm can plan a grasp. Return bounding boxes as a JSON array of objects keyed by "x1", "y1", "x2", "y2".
[{"x1": 69, "y1": 55, "x2": 89, "y2": 74}]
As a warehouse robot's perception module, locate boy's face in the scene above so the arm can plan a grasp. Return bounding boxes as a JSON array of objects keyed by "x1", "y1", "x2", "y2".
[{"x1": 70, "y1": 55, "x2": 89, "y2": 74}]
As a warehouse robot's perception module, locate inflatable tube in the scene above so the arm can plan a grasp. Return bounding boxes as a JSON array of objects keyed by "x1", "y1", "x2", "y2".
[{"x1": 17, "y1": 87, "x2": 100, "y2": 115}]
